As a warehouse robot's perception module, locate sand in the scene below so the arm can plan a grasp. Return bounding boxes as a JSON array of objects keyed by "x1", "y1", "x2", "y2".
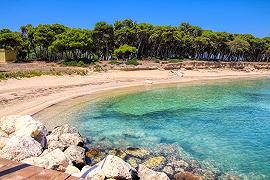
[{"x1": 1, "y1": 69, "x2": 270, "y2": 117}]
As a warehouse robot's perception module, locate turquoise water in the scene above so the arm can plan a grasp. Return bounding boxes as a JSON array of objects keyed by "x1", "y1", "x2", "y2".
[{"x1": 68, "y1": 78, "x2": 270, "y2": 179}]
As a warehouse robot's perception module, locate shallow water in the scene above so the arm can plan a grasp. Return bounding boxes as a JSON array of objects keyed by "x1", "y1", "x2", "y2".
[{"x1": 48, "y1": 78, "x2": 270, "y2": 178}]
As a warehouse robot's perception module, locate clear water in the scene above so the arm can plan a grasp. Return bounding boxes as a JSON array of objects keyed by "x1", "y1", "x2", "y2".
[{"x1": 66, "y1": 78, "x2": 270, "y2": 179}]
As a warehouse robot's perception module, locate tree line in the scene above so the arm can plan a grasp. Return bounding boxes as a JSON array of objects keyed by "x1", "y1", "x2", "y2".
[{"x1": 0, "y1": 19, "x2": 270, "y2": 62}]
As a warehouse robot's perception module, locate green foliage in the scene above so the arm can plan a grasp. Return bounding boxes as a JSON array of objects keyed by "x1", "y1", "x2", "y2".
[
  {"x1": 168, "y1": 59, "x2": 183, "y2": 63},
  {"x1": 94, "y1": 64, "x2": 104, "y2": 72},
  {"x1": 114, "y1": 44, "x2": 137, "y2": 60},
  {"x1": 63, "y1": 60, "x2": 85, "y2": 67},
  {"x1": 0, "y1": 20, "x2": 270, "y2": 62},
  {"x1": 0, "y1": 69, "x2": 88, "y2": 80},
  {"x1": 109, "y1": 60, "x2": 118, "y2": 65},
  {"x1": 125, "y1": 59, "x2": 140, "y2": 66},
  {"x1": 92, "y1": 22, "x2": 114, "y2": 60},
  {"x1": 0, "y1": 31, "x2": 24, "y2": 50}
]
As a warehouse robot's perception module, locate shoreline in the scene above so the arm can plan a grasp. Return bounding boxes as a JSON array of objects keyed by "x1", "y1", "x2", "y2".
[{"x1": 1, "y1": 69, "x2": 270, "y2": 117}]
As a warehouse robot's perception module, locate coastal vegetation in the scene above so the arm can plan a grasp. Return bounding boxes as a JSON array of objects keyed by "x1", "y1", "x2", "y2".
[
  {"x1": 0, "y1": 20, "x2": 270, "y2": 62},
  {"x1": 0, "y1": 69, "x2": 88, "y2": 80}
]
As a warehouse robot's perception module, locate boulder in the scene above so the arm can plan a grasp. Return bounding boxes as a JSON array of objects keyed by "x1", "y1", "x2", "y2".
[
  {"x1": 22, "y1": 148, "x2": 72, "y2": 171},
  {"x1": 47, "y1": 124, "x2": 84, "y2": 150},
  {"x1": 126, "y1": 147, "x2": 150, "y2": 159},
  {"x1": 0, "y1": 115, "x2": 19, "y2": 134},
  {"x1": 64, "y1": 145, "x2": 85, "y2": 165},
  {"x1": 0, "y1": 129, "x2": 8, "y2": 137},
  {"x1": 46, "y1": 140, "x2": 67, "y2": 150},
  {"x1": 162, "y1": 165, "x2": 174, "y2": 178},
  {"x1": 220, "y1": 173, "x2": 241, "y2": 180},
  {"x1": 86, "y1": 148, "x2": 101, "y2": 158},
  {"x1": 127, "y1": 157, "x2": 141, "y2": 168},
  {"x1": 168, "y1": 160, "x2": 189, "y2": 172},
  {"x1": 0, "y1": 136, "x2": 9, "y2": 149},
  {"x1": 192, "y1": 168, "x2": 215, "y2": 180},
  {"x1": 0, "y1": 135, "x2": 42, "y2": 161},
  {"x1": 138, "y1": 164, "x2": 169, "y2": 180},
  {"x1": 174, "y1": 172, "x2": 204, "y2": 180},
  {"x1": 108, "y1": 149, "x2": 127, "y2": 159},
  {"x1": 13, "y1": 115, "x2": 48, "y2": 148},
  {"x1": 65, "y1": 165, "x2": 80, "y2": 175},
  {"x1": 81, "y1": 155, "x2": 134, "y2": 180},
  {"x1": 142, "y1": 156, "x2": 166, "y2": 170}
]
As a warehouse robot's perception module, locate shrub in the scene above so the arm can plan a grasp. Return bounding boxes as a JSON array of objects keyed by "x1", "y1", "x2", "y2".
[
  {"x1": 0, "y1": 69, "x2": 88, "y2": 81},
  {"x1": 168, "y1": 59, "x2": 183, "y2": 63},
  {"x1": 125, "y1": 59, "x2": 140, "y2": 66},
  {"x1": 109, "y1": 60, "x2": 118, "y2": 65},
  {"x1": 63, "y1": 60, "x2": 85, "y2": 67},
  {"x1": 94, "y1": 64, "x2": 104, "y2": 72}
]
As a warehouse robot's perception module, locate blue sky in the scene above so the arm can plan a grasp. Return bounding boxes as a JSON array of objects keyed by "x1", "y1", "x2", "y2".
[{"x1": 1, "y1": 0, "x2": 269, "y2": 37}]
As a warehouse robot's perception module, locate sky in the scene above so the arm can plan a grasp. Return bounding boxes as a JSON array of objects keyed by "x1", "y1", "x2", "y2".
[{"x1": 0, "y1": 0, "x2": 269, "y2": 37}]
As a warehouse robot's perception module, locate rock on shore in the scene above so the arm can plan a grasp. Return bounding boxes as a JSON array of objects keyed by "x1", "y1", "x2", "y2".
[{"x1": 0, "y1": 115, "x2": 219, "y2": 180}]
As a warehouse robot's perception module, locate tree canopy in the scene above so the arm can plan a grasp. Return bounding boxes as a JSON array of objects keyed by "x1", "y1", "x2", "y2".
[
  {"x1": 0, "y1": 20, "x2": 269, "y2": 62},
  {"x1": 114, "y1": 44, "x2": 137, "y2": 60}
]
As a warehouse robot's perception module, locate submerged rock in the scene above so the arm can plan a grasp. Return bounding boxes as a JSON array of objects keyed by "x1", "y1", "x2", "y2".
[
  {"x1": 86, "y1": 148, "x2": 101, "y2": 158},
  {"x1": 220, "y1": 173, "x2": 241, "y2": 180},
  {"x1": 142, "y1": 156, "x2": 166, "y2": 170},
  {"x1": 168, "y1": 160, "x2": 189, "y2": 172},
  {"x1": 192, "y1": 168, "x2": 216, "y2": 180},
  {"x1": 174, "y1": 171, "x2": 204, "y2": 180},
  {"x1": 127, "y1": 157, "x2": 141, "y2": 168},
  {"x1": 162, "y1": 165, "x2": 174, "y2": 178},
  {"x1": 22, "y1": 148, "x2": 72, "y2": 171},
  {"x1": 126, "y1": 147, "x2": 150, "y2": 159},
  {"x1": 138, "y1": 164, "x2": 169, "y2": 180},
  {"x1": 0, "y1": 135, "x2": 43, "y2": 161},
  {"x1": 108, "y1": 149, "x2": 127, "y2": 160}
]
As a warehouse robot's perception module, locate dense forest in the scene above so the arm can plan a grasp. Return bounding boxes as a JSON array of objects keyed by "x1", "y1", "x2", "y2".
[{"x1": 0, "y1": 19, "x2": 270, "y2": 62}]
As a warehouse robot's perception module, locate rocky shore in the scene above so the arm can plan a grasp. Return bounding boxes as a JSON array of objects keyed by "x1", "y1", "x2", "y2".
[{"x1": 0, "y1": 115, "x2": 234, "y2": 179}]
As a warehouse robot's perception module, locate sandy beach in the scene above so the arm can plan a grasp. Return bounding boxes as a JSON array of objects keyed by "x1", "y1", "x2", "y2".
[{"x1": 0, "y1": 69, "x2": 270, "y2": 117}]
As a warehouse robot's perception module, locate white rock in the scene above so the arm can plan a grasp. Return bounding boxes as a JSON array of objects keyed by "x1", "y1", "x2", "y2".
[
  {"x1": 60, "y1": 133, "x2": 83, "y2": 147},
  {"x1": 65, "y1": 165, "x2": 80, "y2": 175},
  {"x1": 14, "y1": 115, "x2": 48, "y2": 148},
  {"x1": 177, "y1": 70, "x2": 183, "y2": 77},
  {"x1": 47, "y1": 124, "x2": 84, "y2": 150},
  {"x1": 138, "y1": 164, "x2": 169, "y2": 180},
  {"x1": 71, "y1": 172, "x2": 82, "y2": 178},
  {"x1": 0, "y1": 136, "x2": 9, "y2": 149},
  {"x1": 0, "y1": 135, "x2": 42, "y2": 161},
  {"x1": 64, "y1": 145, "x2": 85, "y2": 164},
  {"x1": 0, "y1": 129, "x2": 8, "y2": 137},
  {"x1": 145, "y1": 80, "x2": 153, "y2": 84},
  {"x1": 22, "y1": 148, "x2": 72, "y2": 171},
  {"x1": 81, "y1": 155, "x2": 133, "y2": 180},
  {"x1": 0, "y1": 115, "x2": 19, "y2": 134}
]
